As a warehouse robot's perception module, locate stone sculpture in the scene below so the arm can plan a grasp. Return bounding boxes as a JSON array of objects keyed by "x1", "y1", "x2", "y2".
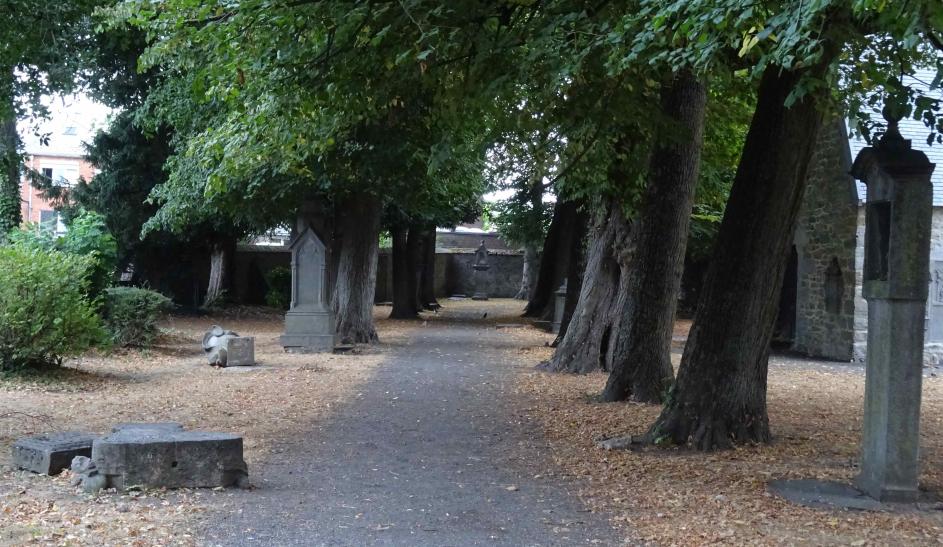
[
  {"x1": 472, "y1": 240, "x2": 491, "y2": 301},
  {"x1": 202, "y1": 325, "x2": 255, "y2": 367}
]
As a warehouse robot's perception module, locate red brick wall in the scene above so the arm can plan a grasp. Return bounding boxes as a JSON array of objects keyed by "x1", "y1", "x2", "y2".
[{"x1": 19, "y1": 155, "x2": 96, "y2": 225}]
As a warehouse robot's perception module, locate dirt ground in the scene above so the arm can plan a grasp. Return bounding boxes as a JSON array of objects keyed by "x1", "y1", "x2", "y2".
[
  {"x1": 508, "y1": 322, "x2": 943, "y2": 546},
  {"x1": 0, "y1": 308, "x2": 396, "y2": 546},
  {"x1": 6, "y1": 300, "x2": 943, "y2": 546}
]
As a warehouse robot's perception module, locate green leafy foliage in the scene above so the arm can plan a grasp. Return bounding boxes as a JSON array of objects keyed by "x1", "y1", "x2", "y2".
[
  {"x1": 264, "y1": 266, "x2": 292, "y2": 310},
  {"x1": 102, "y1": 287, "x2": 172, "y2": 347},
  {"x1": 8, "y1": 211, "x2": 118, "y2": 298},
  {"x1": 0, "y1": 1, "x2": 108, "y2": 236},
  {"x1": 0, "y1": 245, "x2": 104, "y2": 371}
]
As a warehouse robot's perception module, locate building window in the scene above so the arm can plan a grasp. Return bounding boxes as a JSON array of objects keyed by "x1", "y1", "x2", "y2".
[
  {"x1": 40, "y1": 165, "x2": 79, "y2": 187},
  {"x1": 39, "y1": 210, "x2": 56, "y2": 231},
  {"x1": 38, "y1": 210, "x2": 66, "y2": 235}
]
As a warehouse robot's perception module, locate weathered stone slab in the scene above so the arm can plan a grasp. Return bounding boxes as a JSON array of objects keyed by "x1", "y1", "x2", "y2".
[
  {"x1": 12, "y1": 432, "x2": 97, "y2": 475},
  {"x1": 92, "y1": 428, "x2": 248, "y2": 490},
  {"x1": 224, "y1": 336, "x2": 255, "y2": 366},
  {"x1": 112, "y1": 422, "x2": 184, "y2": 434}
]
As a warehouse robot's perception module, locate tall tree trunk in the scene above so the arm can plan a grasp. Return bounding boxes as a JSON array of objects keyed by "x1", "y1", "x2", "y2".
[
  {"x1": 390, "y1": 226, "x2": 419, "y2": 319},
  {"x1": 0, "y1": 68, "x2": 20, "y2": 239},
  {"x1": 644, "y1": 61, "x2": 833, "y2": 450},
  {"x1": 332, "y1": 194, "x2": 382, "y2": 343},
  {"x1": 553, "y1": 211, "x2": 589, "y2": 343},
  {"x1": 406, "y1": 224, "x2": 423, "y2": 311},
  {"x1": 603, "y1": 71, "x2": 708, "y2": 404},
  {"x1": 419, "y1": 225, "x2": 438, "y2": 309},
  {"x1": 204, "y1": 242, "x2": 229, "y2": 307},
  {"x1": 542, "y1": 202, "x2": 632, "y2": 372},
  {"x1": 515, "y1": 245, "x2": 539, "y2": 300},
  {"x1": 525, "y1": 199, "x2": 582, "y2": 318}
]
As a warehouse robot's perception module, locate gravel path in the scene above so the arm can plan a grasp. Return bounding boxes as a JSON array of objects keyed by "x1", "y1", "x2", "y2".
[{"x1": 202, "y1": 305, "x2": 624, "y2": 546}]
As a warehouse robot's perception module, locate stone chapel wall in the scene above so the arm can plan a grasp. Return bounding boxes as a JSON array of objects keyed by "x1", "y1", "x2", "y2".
[{"x1": 792, "y1": 121, "x2": 859, "y2": 361}]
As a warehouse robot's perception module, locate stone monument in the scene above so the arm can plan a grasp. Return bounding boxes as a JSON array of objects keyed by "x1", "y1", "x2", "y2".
[
  {"x1": 202, "y1": 325, "x2": 255, "y2": 367},
  {"x1": 280, "y1": 221, "x2": 336, "y2": 352},
  {"x1": 551, "y1": 280, "x2": 568, "y2": 334},
  {"x1": 471, "y1": 240, "x2": 491, "y2": 301},
  {"x1": 851, "y1": 108, "x2": 936, "y2": 502}
]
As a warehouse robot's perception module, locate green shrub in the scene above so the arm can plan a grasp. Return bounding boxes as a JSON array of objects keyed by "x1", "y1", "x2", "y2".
[
  {"x1": 0, "y1": 246, "x2": 104, "y2": 371},
  {"x1": 60, "y1": 211, "x2": 118, "y2": 297},
  {"x1": 8, "y1": 210, "x2": 117, "y2": 298},
  {"x1": 264, "y1": 266, "x2": 292, "y2": 309},
  {"x1": 103, "y1": 287, "x2": 173, "y2": 347}
]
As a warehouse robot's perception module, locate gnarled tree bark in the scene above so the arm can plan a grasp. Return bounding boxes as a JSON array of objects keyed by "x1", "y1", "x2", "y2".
[
  {"x1": 644, "y1": 59, "x2": 833, "y2": 449},
  {"x1": 553, "y1": 210, "x2": 589, "y2": 344},
  {"x1": 542, "y1": 201, "x2": 631, "y2": 373},
  {"x1": 332, "y1": 194, "x2": 382, "y2": 343},
  {"x1": 389, "y1": 226, "x2": 419, "y2": 319},
  {"x1": 204, "y1": 242, "x2": 229, "y2": 307},
  {"x1": 602, "y1": 71, "x2": 707, "y2": 404},
  {"x1": 525, "y1": 199, "x2": 583, "y2": 320},
  {"x1": 406, "y1": 224, "x2": 424, "y2": 312},
  {"x1": 418, "y1": 224, "x2": 438, "y2": 309},
  {"x1": 515, "y1": 245, "x2": 539, "y2": 300}
]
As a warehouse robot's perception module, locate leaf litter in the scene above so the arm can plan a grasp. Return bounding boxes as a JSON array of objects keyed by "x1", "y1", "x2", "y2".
[
  {"x1": 506, "y1": 320, "x2": 943, "y2": 546},
  {"x1": 0, "y1": 308, "x2": 389, "y2": 546}
]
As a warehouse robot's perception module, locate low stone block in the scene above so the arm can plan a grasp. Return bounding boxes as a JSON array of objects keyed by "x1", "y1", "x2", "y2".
[
  {"x1": 12, "y1": 432, "x2": 97, "y2": 475},
  {"x1": 223, "y1": 337, "x2": 255, "y2": 366},
  {"x1": 92, "y1": 428, "x2": 248, "y2": 490},
  {"x1": 111, "y1": 422, "x2": 184, "y2": 434}
]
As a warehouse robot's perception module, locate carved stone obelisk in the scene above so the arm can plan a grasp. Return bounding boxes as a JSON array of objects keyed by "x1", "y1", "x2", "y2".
[
  {"x1": 852, "y1": 109, "x2": 935, "y2": 502},
  {"x1": 280, "y1": 221, "x2": 336, "y2": 352}
]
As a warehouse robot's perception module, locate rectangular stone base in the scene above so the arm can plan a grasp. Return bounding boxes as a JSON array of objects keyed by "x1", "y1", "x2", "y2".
[
  {"x1": 13, "y1": 432, "x2": 97, "y2": 475},
  {"x1": 93, "y1": 429, "x2": 247, "y2": 490},
  {"x1": 224, "y1": 336, "x2": 255, "y2": 366},
  {"x1": 281, "y1": 309, "x2": 335, "y2": 352},
  {"x1": 280, "y1": 334, "x2": 336, "y2": 353},
  {"x1": 855, "y1": 475, "x2": 920, "y2": 502}
]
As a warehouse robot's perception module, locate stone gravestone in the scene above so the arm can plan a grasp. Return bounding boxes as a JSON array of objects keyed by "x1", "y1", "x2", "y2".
[
  {"x1": 280, "y1": 223, "x2": 336, "y2": 352},
  {"x1": 551, "y1": 280, "x2": 568, "y2": 334},
  {"x1": 851, "y1": 109, "x2": 935, "y2": 502},
  {"x1": 471, "y1": 240, "x2": 491, "y2": 301},
  {"x1": 202, "y1": 326, "x2": 255, "y2": 367}
]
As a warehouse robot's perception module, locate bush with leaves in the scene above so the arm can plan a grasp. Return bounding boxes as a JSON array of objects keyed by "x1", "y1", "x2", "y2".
[
  {"x1": 0, "y1": 245, "x2": 104, "y2": 371},
  {"x1": 102, "y1": 287, "x2": 173, "y2": 347},
  {"x1": 264, "y1": 266, "x2": 291, "y2": 310},
  {"x1": 8, "y1": 210, "x2": 118, "y2": 298}
]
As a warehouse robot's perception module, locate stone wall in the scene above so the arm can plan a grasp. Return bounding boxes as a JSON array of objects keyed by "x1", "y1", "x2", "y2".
[
  {"x1": 442, "y1": 250, "x2": 524, "y2": 298},
  {"x1": 853, "y1": 207, "x2": 943, "y2": 364},
  {"x1": 230, "y1": 235, "x2": 524, "y2": 306},
  {"x1": 434, "y1": 231, "x2": 516, "y2": 251},
  {"x1": 374, "y1": 249, "x2": 524, "y2": 301},
  {"x1": 792, "y1": 121, "x2": 859, "y2": 361}
]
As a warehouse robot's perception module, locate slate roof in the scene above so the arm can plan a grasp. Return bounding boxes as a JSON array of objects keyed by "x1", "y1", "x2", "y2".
[{"x1": 848, "y1": 68, "x2": 943, "y2": 206}]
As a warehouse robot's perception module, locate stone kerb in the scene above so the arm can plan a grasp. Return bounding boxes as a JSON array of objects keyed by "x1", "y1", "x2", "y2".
[
  {"x1": 92, "y1": 424, "x2": 248, "y2": 490},
  {"x1": 14, "y1": 423, "x2": 249, "y2": 493}
]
